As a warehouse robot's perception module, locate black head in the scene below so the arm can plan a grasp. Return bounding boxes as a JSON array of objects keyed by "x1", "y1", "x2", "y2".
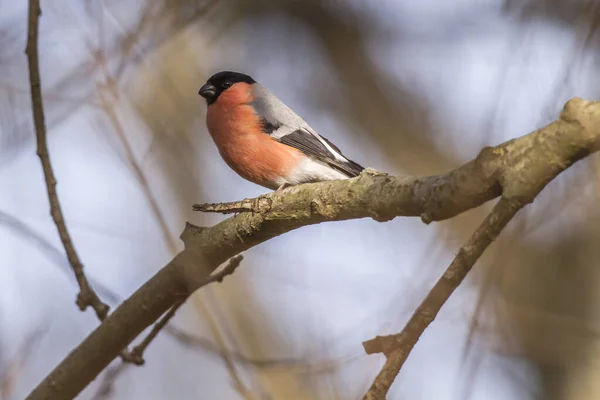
[{"x1": 198, "y1": 71, "x2": 256, "y2": 105}]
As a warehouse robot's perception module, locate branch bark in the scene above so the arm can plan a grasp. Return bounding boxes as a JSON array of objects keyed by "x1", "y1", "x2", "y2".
[{"x1": 25, "y1": 97, "x2": 600, "y2": 399}]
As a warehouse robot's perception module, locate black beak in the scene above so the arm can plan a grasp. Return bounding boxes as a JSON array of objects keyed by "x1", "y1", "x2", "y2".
[{"x1": 198, "y1": 83, "x2": 216, "y2": 99}]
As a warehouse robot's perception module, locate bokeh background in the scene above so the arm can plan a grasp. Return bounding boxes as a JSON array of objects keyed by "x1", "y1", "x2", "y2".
[{"x1": 2, "y1": 0, "x2": 600, "y2": 399}]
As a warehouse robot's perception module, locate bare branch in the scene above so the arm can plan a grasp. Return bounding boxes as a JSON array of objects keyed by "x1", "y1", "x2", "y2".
[
  {"x1": 25, "y1": 98, "x2": 600, "y2": 400},
  {"x1": 120, "y1": 302, "x2": 185, "y2": 366},
  {"x1": 200, "y1": 255, "x2": 244, "y2": 285},
  {"x1": 25, "y1": 0, "x2": 108, "y2": 320},
  {"x1": 361, "y1": 198, "x2": 522, "y2": 400},
  {"x1": 25, "y1": 1, "x2": 145, "y2": 374}
]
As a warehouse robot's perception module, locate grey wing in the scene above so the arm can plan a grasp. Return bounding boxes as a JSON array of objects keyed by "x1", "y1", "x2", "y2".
[
  {"x1": 250, "y1": 84, "x2": 309, "y2": 138},
  {"x1": 251, "y1": 84, "x2": 364, "y2": 177}
]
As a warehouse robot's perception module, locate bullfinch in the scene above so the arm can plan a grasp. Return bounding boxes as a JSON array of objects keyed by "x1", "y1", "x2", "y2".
[{"x1": 198, "y1": 71, "x2": 364, "y2": 190}]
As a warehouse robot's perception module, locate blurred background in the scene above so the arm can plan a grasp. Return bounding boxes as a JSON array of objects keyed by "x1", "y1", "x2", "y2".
[{"x1": 2, "y1": 0, "x2": 600, "y2": 399}]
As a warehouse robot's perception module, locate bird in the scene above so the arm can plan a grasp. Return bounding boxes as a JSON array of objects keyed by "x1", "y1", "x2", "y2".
[{"x1": 198, "y1": 71, "x2": 364, "y2": 191}]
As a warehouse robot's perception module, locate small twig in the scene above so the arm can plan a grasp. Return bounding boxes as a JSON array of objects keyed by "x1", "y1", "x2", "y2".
[
  {"x1": 121, "y1": 255, "x2": 244, "y2": 365},
  {"x1": 121, "y1": 302, "x2": 184, "y2": 365},
  {"x1": 205, "y1": 255, "x2": 244, "y2": 283},
  {"x1": 25, "y1": 0, "x2": 140, "y2": 371},
  {"x1": 193, "y1": 201, "x2": 253, "y2": 214},
  {"x1": 25, "y1": 0, "x2": 108, "y2": 320},
  {"x1": 362, "y1": 197, "x2": 523, "y2": 400},
  {"x1": 193, "y1": 196, "x2": 272, "y2": 214}
]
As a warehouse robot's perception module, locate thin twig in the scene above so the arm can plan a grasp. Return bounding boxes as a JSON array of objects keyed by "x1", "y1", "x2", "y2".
[
  {"x1": 122, "y1": 255, "x2": 243, "y2": 365},
  {"x1": 203, "y1": 255, "x2": 244, "y2": 284},
  {"x1": 361, "y1": 197, "x2": 523, "y2": 400},
  {"x1": 193, "y1": 196, "x2": 272, "y2": 214},
  {"x1": 25, "y1": 0, "x2": 140, "y2": 370},
  {"x1": 121, "y1": 302, "x2": 185, "y2": 365},
  {"x1": 25, "y1": 0, "x2": 109, "y2": 320}
]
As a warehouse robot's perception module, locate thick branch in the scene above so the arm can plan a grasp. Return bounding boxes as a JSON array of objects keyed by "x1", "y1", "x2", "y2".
[
  {"x1": 25, "y1": 0, "x2": 108, "y2": 320},
  {"x1": 26, "y1": 98, "x2": 600, "y2": 400},
  {"x1": 361, "y1": 197, "x2": 522, "y2": 399}
]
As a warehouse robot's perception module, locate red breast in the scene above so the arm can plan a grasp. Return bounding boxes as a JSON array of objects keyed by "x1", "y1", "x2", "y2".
[{"x1": 206, "y1": 83, "x2": 303, "y2": 189}]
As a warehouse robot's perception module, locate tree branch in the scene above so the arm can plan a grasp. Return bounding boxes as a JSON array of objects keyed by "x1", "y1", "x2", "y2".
[
  {"x1": 361, "y1": 197, "x2": 522, "y2": 399},
  {"x1": 25, "y1": 0, "x2": 108, "y2": 320},
  {"x1": 25, "y1": 97, "x2": 600, "y2": 400}
]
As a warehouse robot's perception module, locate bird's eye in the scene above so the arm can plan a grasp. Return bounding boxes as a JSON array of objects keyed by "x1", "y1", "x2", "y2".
[{"x1": 222, "y1": 80, "x2": 232, "y2": 89}]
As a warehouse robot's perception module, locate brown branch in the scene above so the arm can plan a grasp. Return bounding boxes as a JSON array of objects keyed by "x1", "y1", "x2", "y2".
[
  {"x1": 361, "y1": 197, "x2": 522, "y2": 400},
  {"x1": 25, "y1": 0, "x2": 108, "y2": 320},
  {"x1": 193, "y1": 197, "x2": 271, "y2": 214},
  {"x1": 25, "y1": 0, "x2": 143, "y2": 372},
  {"x1": 25, "y1": 98, "x2": 600, "y2": 400},
  {"x1": 123, "y1": 255, "x2": 243, "y2": 365}
]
